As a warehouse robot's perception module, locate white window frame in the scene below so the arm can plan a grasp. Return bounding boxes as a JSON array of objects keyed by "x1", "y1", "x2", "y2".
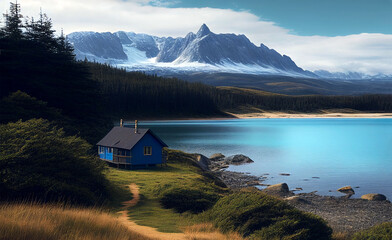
[
  {"x1": 108, "y1": 147, "x2": 113, "y2": 153},
  {"x1": 98, "y1": 146, "x2": 104, "y2": 154},
  {"x1": 144, "y1": 146, "x2": 152, "y2": 156}
]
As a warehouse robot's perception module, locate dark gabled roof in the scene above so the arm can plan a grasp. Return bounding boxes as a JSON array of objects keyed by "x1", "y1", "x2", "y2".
[{"x1": 96, "y1": 127, "x2": 168, "y2": 150}]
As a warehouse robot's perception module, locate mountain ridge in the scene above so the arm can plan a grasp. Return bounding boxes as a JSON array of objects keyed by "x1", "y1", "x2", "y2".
[
  {"x1": 67, "y1": 24, "x2": 316, "y2": 78},
  {"x1": 67, "y1": 24, "x2": 391, "y2": 80}
]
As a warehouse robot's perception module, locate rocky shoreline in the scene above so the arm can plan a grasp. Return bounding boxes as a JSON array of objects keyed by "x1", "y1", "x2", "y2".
[{"x1": 194, "y1": 152, "x2": 392, "y2": 234}]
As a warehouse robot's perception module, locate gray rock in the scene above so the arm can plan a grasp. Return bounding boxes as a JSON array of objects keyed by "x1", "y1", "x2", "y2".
[
  {"x1": 225, "y1": 154, "x2": 254, "y2": 165},
  {"x1": 194, "y1": 154, "x2": 210, "y2": 171},
  {"x1": 209, "y1": 153, "x2": 225, "y2": 161},
  {"x1": 262, "y1": 183, "x2": 292, "y2": 197},
  {"x1": 284, "y1": 196, "x2": 309, "y2": 204},
  {"x1": 361, "y1": 193, "x2": 387, "y2": 201}
]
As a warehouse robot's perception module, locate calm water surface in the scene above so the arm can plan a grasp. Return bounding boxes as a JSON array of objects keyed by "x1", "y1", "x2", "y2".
[{"x1": 138, "y1": 119, "x2": 392, "y2": 199}]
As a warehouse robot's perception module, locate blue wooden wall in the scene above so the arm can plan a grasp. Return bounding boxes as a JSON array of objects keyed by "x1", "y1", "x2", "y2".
[
  {"x1": 131, "y1": 133, "x2": 163, "y2": 165},
  {"x1": 98, "y1": 146, "x2": 113, "y2": 161}
]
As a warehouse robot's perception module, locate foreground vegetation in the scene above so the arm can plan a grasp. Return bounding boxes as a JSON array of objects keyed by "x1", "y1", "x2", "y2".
[
  {"x1": 352, "y1": 222, "x2": 392, "y2": 240},
  {"x1": 0, "y1": 119, "x2": 110, "y2": 205},
  {"x1": 0, "y1": 203, "x2": 153, "y2": 240}
]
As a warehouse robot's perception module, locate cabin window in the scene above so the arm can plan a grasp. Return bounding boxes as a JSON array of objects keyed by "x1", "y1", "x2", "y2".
[
  {"x1": 144, "y1": 146, "x2": 152, "y2": 155},
  {"x1": 98, "y1": 146, "x2": 104, "y2": 154},
  {"x1": 108, "y1": 148, "x2": 113, "y2": 153}
]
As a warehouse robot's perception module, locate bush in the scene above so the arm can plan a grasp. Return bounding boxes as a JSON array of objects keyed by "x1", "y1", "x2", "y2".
[
  {"x1": 201, "y1": 192, "x2": 332, "y2": 240},
  {"x1": 0, "y1": 91, "x2": 63, "y2": 124},
  {"x1": 0, "y1": 119, "x2": 109, "y2": 205},
  {"x1": 352, "y1": 222, "x2": 392, "y2": 240},
  {"x1": 160, "y1": 188, "x2": 220, "y2": 213}
]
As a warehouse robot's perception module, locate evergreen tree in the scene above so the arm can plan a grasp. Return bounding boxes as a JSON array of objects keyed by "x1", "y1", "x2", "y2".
[
  {"x1": 25, "y1": 10, "x2": 57, "y2": 51},
  {"x1": 2, "y1": 1, "x2": 23, "y2": 40},
  {"x1": 57, "y1": 28, "x2": 75, "y2": 58}
]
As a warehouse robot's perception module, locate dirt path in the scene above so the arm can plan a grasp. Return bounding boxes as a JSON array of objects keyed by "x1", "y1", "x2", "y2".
[
  {"x1": 118, "y1": 184, "x2": 230, "y2": 240},
  {"x1": 118, "y1": 184, "x2": 187, "y2": 240}
]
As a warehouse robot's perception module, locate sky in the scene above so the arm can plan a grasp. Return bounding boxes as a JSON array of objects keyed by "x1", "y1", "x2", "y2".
[{"x1": 1, "y1": 0, "x2": 391, "y2": 75}]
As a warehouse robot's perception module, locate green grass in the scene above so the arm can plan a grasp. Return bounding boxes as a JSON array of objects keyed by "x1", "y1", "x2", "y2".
[
  {"x1": 352, "y1": 222, "x2": 392, "y2": 240},
  {"x1": 128, "y1": 196, "x2": 195, "y2": 232},
  {"x1": 105, "y1": 149, "x2": 229, "y2": 233},
  {"x1": 200, "y1": 190, "x2": 333, "y2": 240}
]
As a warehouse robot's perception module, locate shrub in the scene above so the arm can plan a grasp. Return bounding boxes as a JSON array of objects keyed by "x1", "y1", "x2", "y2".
[
  {"x1": 352, "y1": 222, "x2": 392, "y2": 240},
  {"x1": 0, "y1": 119, "x2": 109, "y2": 205},
  {"x1": 201, "y1": 191, "x2": 332, "y2": 240},
  {"x1": 160, "y1": 188, "x2": 220, "y2": 213}
]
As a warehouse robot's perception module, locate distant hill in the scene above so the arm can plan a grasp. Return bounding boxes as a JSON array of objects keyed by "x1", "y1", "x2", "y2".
[{"x1": 165, "y1": 72, "x2": 392, "y2": 95}]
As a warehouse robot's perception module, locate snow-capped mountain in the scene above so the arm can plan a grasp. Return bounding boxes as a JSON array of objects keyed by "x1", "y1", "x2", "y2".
[
  {"x1": 314, "y1": 70, "x2": 392, "y2": 80},
  {"x1": 67, "y1": 24, "x2": 316, "y2": 78}
]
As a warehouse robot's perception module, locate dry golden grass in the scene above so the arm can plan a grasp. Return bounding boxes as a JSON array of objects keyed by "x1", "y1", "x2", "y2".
[
  {"x1": 183, "y1": 223, "x2": 246, "y2": 240},
  {"x1": 332, "y1": 232, "x2": 352, "y2": 240},
  {"x1": 0, "y1": 203, "x2": 155, "y2": 240}
]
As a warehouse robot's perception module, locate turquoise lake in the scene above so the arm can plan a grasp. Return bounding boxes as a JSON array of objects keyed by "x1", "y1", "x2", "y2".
[{"x1": 139, "y1": 119, "x2": 392, "y2": 199}]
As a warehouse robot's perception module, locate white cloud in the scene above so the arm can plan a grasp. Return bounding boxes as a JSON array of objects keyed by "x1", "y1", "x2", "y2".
[{"x1": 1, "y1": 0, "x2": 391, "y2": 75}]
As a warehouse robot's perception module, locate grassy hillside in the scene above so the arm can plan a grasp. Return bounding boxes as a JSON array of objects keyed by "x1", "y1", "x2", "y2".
[
  {"x1": 0, "y1": 203, "x2": 153, "y2": 240},
  {"x1": 106, "y1": 149, "x2": 228, "y2": 232},
  {"x1": 106, "y1": 149, "x2": 332, "y2": 239}
]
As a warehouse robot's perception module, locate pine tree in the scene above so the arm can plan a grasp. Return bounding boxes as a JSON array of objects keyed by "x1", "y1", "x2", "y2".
[
  {"x1": 2, "y1": 1, "x2": 23, "y2": 40},
  {"x1": 25, "y1": 9, "x2": 57, "y2": 51},
  {"x1": 57, "y1": 28, "x2": 75, "y2": 57}
]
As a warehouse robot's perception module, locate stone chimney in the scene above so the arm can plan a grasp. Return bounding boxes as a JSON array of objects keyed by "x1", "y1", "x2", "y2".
[{"x1": 135, "y1": 120, "x2": 138, "y2": 133}]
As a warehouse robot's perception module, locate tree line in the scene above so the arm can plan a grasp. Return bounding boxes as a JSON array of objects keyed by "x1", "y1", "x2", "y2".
[{"x1": 86, "y1": 62, "x2": 392, "y2": 114}]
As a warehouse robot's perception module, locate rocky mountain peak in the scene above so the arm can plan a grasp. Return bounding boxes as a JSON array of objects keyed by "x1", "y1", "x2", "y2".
[{"x1": 196, "y1": 24, "x2": 211, "y2": 38}]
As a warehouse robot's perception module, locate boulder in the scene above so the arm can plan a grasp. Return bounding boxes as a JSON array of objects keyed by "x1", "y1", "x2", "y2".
[
  {"x1": 194, "y1": 154, "x2": 210, "y2": 171},
  {"x1": 338, "y1": 186, "x2": 355, "y2": 195},
  {"x1": 209, "y1": 153, "x2": 225, "y2": 161},
  {"x1": 361, "y1": 193, "x2": 387, "y2": 201},
  {"x1": 262, "y1": 183, "x2": 292, "y2": 197},
  {"x1": 225, "y1": 154, "x2": 254, "y2": 165}
]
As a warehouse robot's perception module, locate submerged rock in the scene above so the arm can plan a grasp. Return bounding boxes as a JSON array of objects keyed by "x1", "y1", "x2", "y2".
[
  {"x1": 338, "y1": 186, "x2": 355, "y2": 195},
  {"x1": 279, "y1": 173, "x2": 291, "y2": 176},
  {"x1": 361, "y1": 193, "x2": 387, "y2": 201},
  {"x1": 224, "y1": 154, "x2": 254, "y2": 165}
]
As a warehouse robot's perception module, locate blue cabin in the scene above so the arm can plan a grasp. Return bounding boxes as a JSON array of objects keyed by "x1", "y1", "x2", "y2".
[{"x1": 96, "y1": 124, "x2": 168, "y2": 168}]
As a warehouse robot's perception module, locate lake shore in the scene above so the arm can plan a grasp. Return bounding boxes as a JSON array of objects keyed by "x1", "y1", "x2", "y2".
[
  {"x1": 225, "y1": 110, "x2": 392, "y2": 119},
  {"x1": 211, "y1": 167, "x2": 392, "y2": 234},
  {"x1": 124, "y1": 109, "x2": 392, "y2": 122},
  {"x1": 225, "y1": 108, "x2": 392, "y2": 118}
]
